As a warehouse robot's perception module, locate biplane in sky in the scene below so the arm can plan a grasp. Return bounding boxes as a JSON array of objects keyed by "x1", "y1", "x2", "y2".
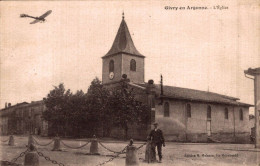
[{"x1": 20, "y1": 10, "x2": 52, "y2": 24}]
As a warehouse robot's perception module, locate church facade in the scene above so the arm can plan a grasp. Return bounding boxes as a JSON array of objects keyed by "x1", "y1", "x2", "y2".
[{"x1": 101, "y1": 15, "x2": 252, "y2": 143}]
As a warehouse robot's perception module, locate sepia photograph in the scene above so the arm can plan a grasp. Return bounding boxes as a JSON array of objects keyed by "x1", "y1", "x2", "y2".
[{"x1": 0, "y1": 0, "x2": 259, "y2": 165}]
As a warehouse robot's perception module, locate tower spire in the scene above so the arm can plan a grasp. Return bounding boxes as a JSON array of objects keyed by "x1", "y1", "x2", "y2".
[{"x1": 102, "y1": 13, "x2": 144, "y2": 58}]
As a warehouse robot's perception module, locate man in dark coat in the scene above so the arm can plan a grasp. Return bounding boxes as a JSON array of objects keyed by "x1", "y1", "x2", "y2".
[{"x1": 149, "y1": 122, "x2": 165, "y2": 163}]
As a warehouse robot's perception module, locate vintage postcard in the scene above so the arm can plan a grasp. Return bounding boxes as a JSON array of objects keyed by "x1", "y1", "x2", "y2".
[{"x1": 0, "y1": 0, "x2": 259, "y2": 166}]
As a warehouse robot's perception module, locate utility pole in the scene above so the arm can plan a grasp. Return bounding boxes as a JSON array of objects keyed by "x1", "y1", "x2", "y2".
[
  {"x1": 244, "y1": 67, "x2": 260, "y2": 148},
  {"x1": 159, "y1": 74, "x2": 164, "y2": 105}
]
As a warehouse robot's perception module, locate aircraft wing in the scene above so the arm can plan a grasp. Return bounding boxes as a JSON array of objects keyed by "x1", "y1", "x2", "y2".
[
  {"x1": 39, "y1": 10, "x2": 52, "y2": 19},
  {"x1": 30, "y1": 19, "x2": 40, "y2": 24}
]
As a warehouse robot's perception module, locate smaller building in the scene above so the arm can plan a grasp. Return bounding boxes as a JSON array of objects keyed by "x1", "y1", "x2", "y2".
[
  {"x1": 0, "y1": 101, "x2": 48, "y2": 136},
  {"x1": 244, "y1": 67, "x2": 260, "y2": 148}
]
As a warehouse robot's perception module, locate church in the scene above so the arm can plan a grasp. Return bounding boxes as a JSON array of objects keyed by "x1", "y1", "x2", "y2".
[
  {"x1": 101, "y1": 14, "x2": 252, "y2": 143},
  {"x1": 0, "y1": 14, "x2": 252, "y2": 143}
]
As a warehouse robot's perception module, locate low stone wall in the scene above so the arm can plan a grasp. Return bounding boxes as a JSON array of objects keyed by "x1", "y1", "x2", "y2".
[
  {"x1": 164, "y1": 133, "x2": 208, "y2": 142},
  {"x1": 164, "y1": 133, "x2": 187, "y2": 142},
  {"x1": 210, "y1": 132, "x2": 234, "y2": 143},
  {"x1": 164, "y1": 132, "x2": 250, "y2": 143},
  {"x1": 110, "y1": 124, "x2": 150, "y2": 140},
  {"x1": 234, "y1": 132, "x2": 250, "y2": 144},
  {"x1": 210, "y1": 132, "x2": 250, "y2": 143},
  {"x1": 186, "y1": 133, "x2": 208, "y2": 142}
]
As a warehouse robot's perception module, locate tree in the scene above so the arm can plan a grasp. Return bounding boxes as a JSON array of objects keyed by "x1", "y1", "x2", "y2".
[
  {"x1": 42, "y1": 79, "x2": 111, "y2": 137},
  {"x1": 42, "y1": 78, "x2": 150, "y2": 139},
  {"x1": 108, "y1": 81, "x2": 150, "y2": 139},
  {"x1": 42, "y1": 83, "x2": 72, "y2": 136},
  {"x1": 86, "y1": 77, "x2": 111, "y2": 137},
  {"x1": 67, "y1": 90, "x2": 89, "y2": 137}
]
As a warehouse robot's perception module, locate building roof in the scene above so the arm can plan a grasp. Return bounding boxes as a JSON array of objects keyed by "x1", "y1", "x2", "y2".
[
  {"x1": 103, "y1": 17, "x2": 144, "y2": 58},
  {"x1": 134, "y1": 83, "x2": 252, "y2": 107},
  {"x1": 244, "y1": 67, "x2": 260, "y2": 76},
  {"x1": 0, "y1": 102, "x2": 28, "y2": 111},
  {"x1": 0, "y1": 100, "x2": 44, "y2": 112}
]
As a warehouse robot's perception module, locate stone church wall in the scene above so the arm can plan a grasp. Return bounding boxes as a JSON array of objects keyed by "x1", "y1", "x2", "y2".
[
  {"x1": 155, "y1": 99, "x2": 250, "y2": 143},
  {"x1": 110, "y1": 123, "x2": 150, "y2": 140}
]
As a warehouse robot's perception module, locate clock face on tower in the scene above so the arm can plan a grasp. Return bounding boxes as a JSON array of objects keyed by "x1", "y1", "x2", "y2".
[{"x1": 109, "y1": 72, "x2": 114, "y2": 80}]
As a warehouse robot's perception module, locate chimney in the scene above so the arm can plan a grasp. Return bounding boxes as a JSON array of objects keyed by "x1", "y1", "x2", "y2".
[
  {"x1": 121, "y1": 74, "x2": 130, "y2": 82},
  {"x1": 5, "y1": 102, "x2": 7, "y2": 108},
  {"x1": 8, "y1": 103, "x2": 11, "y2": 107},
  {"x1": 146, "y1": 79, "x2": 156, "y2": 94},
  {"x1": 120, "y1": 74, "x2": 130, "y2": 90},
  {"x1": 148, "y1": 79, "x2": 154, "y2": 85},
  {"x1": 122, "y1": 74, "x2": 127, "y2": 79}
]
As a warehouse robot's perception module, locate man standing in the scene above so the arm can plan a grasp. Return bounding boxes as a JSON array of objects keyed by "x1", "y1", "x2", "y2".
[{"x1": 149, "y1": 122, "x2": 165, "y2": 163}]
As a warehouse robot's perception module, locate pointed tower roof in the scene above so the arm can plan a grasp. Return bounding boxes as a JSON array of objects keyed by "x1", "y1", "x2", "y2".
[{"x1": 103, "y1": 15, "x2": 144, "y2": 58}]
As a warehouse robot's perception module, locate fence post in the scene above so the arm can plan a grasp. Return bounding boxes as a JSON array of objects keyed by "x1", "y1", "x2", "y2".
[
  {"x1": 52, "y1": 136, "x2": 61, "y2": 151},
  {"x1": 8, "y1": 135, "x2": 14, "y2": 146},
  {"x1": 28, "y1": 134, "x2": 35, "y2": 147},
  {"x1": 89, "y1": 135, "x2": 99, "y2": 155},
  {"x1": 126, "y1": 139, "x2": 139, "y2": 166},
  {"x1": 24, "y1": 144, "x2": 39, "y2": 166}
]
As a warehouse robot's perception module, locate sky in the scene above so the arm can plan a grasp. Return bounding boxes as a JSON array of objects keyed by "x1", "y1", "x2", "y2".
[{"x1": 0, "y1": 0, "x2": 259, "y2": 113}]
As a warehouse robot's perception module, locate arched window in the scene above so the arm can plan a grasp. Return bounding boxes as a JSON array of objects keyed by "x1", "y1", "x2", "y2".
[
  {"x1": 109, "y1": 60, "x2": 114, "y2": 72},
  {"x1": 164, "y1": 102, "x2": 170, "y2": 117},
  {"x1": 130, "y1": 59, "x2": 136, "y2": 71},
  {"x1": 207, "y1": 106, "x2": 211, "y2": 119},
  {"x1": 240, "y1": 109, "x2": 243, "y2": 120},
  {"x1": 224, "y1": 108, "x2": 228, "y2": 119},
  {"x1": 187, "y1": 104, "x2": 191, "y2": 118}
]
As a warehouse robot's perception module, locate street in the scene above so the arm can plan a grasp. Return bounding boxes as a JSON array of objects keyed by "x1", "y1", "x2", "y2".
[{"x1": 0, "y1": 136, "x2": 259, "y2": 166}]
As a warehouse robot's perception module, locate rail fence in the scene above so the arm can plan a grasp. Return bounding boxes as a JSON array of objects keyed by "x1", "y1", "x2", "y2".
[{"x1": 0, "y1": 135, "x2": 147, "y2": 166}]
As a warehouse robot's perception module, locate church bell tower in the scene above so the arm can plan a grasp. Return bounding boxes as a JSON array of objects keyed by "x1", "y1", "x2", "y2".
[{"x1": 102, "y1": 13, "x2": 145, "y2": 85}]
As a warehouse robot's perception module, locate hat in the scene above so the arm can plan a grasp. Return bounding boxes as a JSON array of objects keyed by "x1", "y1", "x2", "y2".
[{"x1": 153, "y1": 122, "x2": 158, "y2": 125}]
